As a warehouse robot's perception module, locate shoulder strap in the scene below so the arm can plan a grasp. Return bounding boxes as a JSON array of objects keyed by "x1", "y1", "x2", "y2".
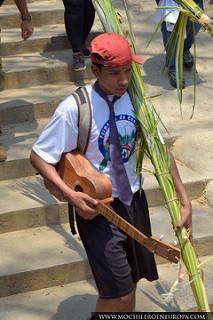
[
  {"x1": 72, "y1": 87, "x2": 92, "y2": 154},
  {"x1": 68, "y1": 87, "x2": 92, "y2": 236}
]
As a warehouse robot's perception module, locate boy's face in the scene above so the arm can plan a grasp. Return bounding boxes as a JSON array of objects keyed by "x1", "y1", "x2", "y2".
[{"x1": 92, "y1": 63, "x2": 132, "y2": 96}]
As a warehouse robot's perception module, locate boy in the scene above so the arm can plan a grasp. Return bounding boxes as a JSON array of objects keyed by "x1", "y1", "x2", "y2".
[{"x1": 30, "y1": 32, "x2": 192, "y2": 313}]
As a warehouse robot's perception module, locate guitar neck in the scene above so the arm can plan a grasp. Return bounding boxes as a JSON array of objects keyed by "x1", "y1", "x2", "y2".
[{"x1": 97, "y1": 202, "x2": 180, "y2": 264}]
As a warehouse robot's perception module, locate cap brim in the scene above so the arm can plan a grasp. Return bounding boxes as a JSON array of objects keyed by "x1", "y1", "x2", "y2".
[{"x1": 132, "y1": 54, "x2": 143, "y2": 65}]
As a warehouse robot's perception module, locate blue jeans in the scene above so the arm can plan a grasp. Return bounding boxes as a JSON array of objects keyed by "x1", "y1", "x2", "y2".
[{"x1": 155, "y1": 0, "x2": 204, "y2": 71}]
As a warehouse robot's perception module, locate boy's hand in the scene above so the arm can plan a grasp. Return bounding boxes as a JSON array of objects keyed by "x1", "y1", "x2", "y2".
[
  {"x1": 68, "y1": 192, "x2": 99, "y2": 220},
  {"x1": 176, "y1": 202, "x2": 193, "y2": 240}
]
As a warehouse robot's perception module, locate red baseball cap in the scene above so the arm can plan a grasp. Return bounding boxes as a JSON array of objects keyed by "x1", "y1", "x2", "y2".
[{"x1": 90, "y1": 32, "x2": 143, "y2": 67}]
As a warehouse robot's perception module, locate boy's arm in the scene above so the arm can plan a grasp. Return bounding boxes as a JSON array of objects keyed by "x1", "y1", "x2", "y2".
[
  {"x1": 14, "y1": 0, "x2": 33, "y2": 39},
  {"x1": 30, "y1": 150, "x2": 98, "y2": 219},
  {"x1": 170, "y1": 154, "x2": 192, "y2": 232}
]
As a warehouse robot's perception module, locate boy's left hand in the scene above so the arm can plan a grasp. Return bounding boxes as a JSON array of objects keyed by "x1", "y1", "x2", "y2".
[{"x1": 176, "y1": 203, "x2": 193, "y2": 240}]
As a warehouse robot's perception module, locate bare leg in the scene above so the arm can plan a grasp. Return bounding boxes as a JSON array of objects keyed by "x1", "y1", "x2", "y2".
[{"x1": 96, "y1": 286, "x2": 136, "y2": 312}]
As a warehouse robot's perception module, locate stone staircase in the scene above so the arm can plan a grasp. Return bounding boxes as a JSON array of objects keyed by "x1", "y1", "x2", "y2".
[{"x1": 0, "y1": 0, "x2": 212, "y2": 318}]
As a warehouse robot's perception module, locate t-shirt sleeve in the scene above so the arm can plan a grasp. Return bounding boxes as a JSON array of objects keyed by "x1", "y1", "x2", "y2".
[{"x1": 32, "y1": 96, "x2": 78, "y2": 164}]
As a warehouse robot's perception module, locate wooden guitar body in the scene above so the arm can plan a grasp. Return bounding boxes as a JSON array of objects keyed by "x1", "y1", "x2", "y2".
[
  {"x1": 59, "y1": 151, "x2": 112, "y2": 200},
  {"x1": 45, "y1": 150, "x2": 112, "y2": 202}
]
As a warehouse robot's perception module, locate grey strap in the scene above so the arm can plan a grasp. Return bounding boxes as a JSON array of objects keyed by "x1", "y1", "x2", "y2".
[
  {"x1": 72, "y1": 87, "x2": 92, "y2": 154},
  {"x1": 68, "y1": 87, "x2": 92, "y2": 236}
]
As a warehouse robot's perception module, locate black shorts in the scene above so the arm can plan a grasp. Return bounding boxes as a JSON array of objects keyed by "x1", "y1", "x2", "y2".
[{"x1": 75, "y1": 189, "x2": 158, "y2": 299}]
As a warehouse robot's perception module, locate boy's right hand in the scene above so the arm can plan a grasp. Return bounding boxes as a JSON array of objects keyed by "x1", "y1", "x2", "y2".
[{"x1": 67, "y1": 191, "x2": 99, "y2": 220}]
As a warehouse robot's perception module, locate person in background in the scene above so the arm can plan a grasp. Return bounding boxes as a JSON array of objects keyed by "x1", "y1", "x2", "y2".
[
  {"x1": 155, "y1": 0, "x2": 204, "y2": 88},
  {"x1": 62, "y1": 0, "x2": 95, "y2": 71},
  {"x1": 0, "y1": 0, "x2": 33, "y2": 162}
]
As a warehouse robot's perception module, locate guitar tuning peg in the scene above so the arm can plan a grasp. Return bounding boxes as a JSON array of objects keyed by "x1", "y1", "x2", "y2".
[{"x1": 160, "y1": 234, "x2": 164, "y2": 241}]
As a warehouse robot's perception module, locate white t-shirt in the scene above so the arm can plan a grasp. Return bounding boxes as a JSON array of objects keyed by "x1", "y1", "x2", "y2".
[{"x1": 33, "y1": 85, "x2": 143, "y2": 197}]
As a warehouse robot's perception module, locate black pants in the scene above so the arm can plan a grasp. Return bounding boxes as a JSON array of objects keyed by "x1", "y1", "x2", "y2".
[
  {"x1": 62, "y1": 0, "x2": 95, "y2": 52},
  {"x1": 74, "y1": 190, "x2": 158, "y2": 299}
]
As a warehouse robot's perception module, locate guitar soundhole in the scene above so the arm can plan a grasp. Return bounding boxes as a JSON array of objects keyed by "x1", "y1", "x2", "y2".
[{"x1": 75, "y1": 185, "x2": 83, "y2": 192}]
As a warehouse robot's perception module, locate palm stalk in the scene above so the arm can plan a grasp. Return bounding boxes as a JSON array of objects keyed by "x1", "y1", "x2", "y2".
[
  {"x1": 92, "y1": 0, "x2": 211, "y2": 312},
  {"x1": 173, "y1": 0, "x2": 213, "y2": 36}
]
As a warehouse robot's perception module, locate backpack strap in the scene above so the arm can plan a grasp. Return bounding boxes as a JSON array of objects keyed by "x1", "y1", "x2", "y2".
[
  {"x1": 68, "y1": 86, "x2": 92, "y2": 235},
  {"x1": 72, "y1": 86, "x2": 92, "y2": 155}
]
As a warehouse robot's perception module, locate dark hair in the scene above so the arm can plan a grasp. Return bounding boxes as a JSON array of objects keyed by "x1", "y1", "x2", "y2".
[
  {"x1": 91, "y1": 53, "x2": 104, "y2": 69},
  {"x1": 92, "y1": 62, "x2": 103, "y2": 69}
]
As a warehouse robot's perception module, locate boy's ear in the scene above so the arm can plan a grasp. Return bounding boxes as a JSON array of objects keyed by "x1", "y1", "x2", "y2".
[{"x1": 91, "y1": 64, "x2": 101, "y2": 77}]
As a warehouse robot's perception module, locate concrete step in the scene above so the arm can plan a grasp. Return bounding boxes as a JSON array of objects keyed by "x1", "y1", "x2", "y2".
[
  {"x1": 0, "y1": 175, "x2": 68, "y2": 234},
  {"x1": 0, "y1": 149, "x2": 210, "y2": 232},
  {"x1": 149, "y1": 201, "x2": 213, "y2": 259},
  {"x1": 0, "y1": 22, "x2": 102, "y2": 56},
  {"x1": 0, "y1": 185, "x2": 208, "y2": 305},
  {"x1": 0, "y1": 0, "x2": 64, "y2": 28},
  {"x1": 0, "y1": 25, "x2": 70, "y2": 56},
  {"x1": 0, "y1": 116, "x2": 210, "y2": 181},
  {"x1": 4, "y1": 0, "x2": 37, "y2": 4},
  {"x1": 0, "y1": 200, "x2": 212, "y2": 297},
  {"x1": 0, "y1": 256, "x2": 212, "y2": 317},
  {"x1": 0, "y1": 80, "x2": 212, "y2": 125},
  {"x1": 0, "y1": 150, "x2": 208, "y2": 221},
  {"x1": 0, "y1": 82, "x2": 92, "y2": 124},
  {"x1": 0, "y1": 49, "x2": 94, "y2": 90},
  {"x1": 0, "y1": 223, "x2": 92, "y2": 297},
  {"x1": 0, "y1": 120, "x2": 46, "y2": 180}
]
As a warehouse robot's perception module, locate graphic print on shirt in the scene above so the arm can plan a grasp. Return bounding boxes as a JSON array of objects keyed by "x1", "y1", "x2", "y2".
[{"x1": 98, "y1": 114, "x2": 137, "y2": 171}]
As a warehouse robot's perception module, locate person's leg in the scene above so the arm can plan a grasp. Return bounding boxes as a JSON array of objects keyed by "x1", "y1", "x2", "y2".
[
  {"x1": 96, "y1": 286, "x2": 136, "y2": 312},
  {"x1": 62, "y1": 0, "x2": 85, "y2": 52},
  {"x1": 95, "y1": 190, "x2": 158, "y2": 312},
  {"x1": 160, "y1": 22, "x2": 176, "y2": 72},
  {"x1": 183, "y1": 0, "x2": 204, "y2": 68},
  {"x1": 155, "y1": 0, "x2": 174, "y2": 68},
  {"x1": 160, "y1": 22, "x2": 181, "y2": 88},
  {"x1": 76, "y1": 213, "x2": 136, "y2": 311},
  {"x1": 62, "y1": 0, "x2": 86, "y2": 70},
  {"x1": 154, "y1": 0, "x2": 180, "y2": 87},
  {"x1": 74, "y1": 200, "x2": 138, "y2": 312},
  {"x1": 83, "y1": 0, "x2": 95, "y2": 56}
]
